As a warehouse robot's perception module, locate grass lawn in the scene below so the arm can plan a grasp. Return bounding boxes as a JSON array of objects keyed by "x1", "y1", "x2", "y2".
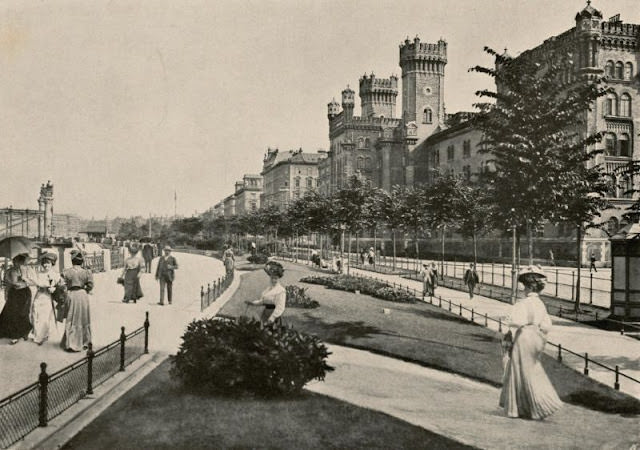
[
  {"x1": 63, "y1": 358, "x2": 471, "y2": 450},
  {"x1": 221, "y1": 261, "x2": 640, "y2": 415}
]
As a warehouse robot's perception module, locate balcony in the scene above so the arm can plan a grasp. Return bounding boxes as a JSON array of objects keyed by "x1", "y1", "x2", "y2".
[{"x1": 603, "y1": 155, "x2": 633, "y2": 175}]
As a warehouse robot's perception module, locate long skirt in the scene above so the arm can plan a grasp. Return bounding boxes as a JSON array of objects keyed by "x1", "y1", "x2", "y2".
[
  {"x1": 224, "y1": 258, "x2": 234, "y2": 275},
  {"x1": 60, "y1": 289, "x2": 91, "y2": 351},
  {"x1": 499, "y1": 325, "x2": 562, "y2": 419},
  {"x1": 0, "y1": 287, "x2": 32, "y2": 339},
  {"x1": 30, "y1": 292, "x2": 56, "y2": 344},
  {"x1": 123, "y1": 268, "x2": 143, "y2": 301}
]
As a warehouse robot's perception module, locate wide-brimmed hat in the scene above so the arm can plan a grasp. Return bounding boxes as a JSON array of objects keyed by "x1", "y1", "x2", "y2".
[
  {"x1": 264, "y1": 260, "x2": 284, "y2": 278},
  {"x1": 40, "y1": 252, "x2": 57, "y2": 265},
  {"x1": 164, "y1": 245, "x2": 172, "y2": 251},
  {"x1": 517, "y1": 265, "x2": 546, "y2": 282}
]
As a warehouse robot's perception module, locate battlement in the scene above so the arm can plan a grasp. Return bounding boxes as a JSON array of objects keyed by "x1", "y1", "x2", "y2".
[
  {"x1": 601, "y1": 21, "x2": 640, "y2": 37},
  {"x1": 399, "y1": 36, "x2": 447, "y2": 65},
  {"x1": 359, "y1": 74, "x2": 399, "y2": 92}
]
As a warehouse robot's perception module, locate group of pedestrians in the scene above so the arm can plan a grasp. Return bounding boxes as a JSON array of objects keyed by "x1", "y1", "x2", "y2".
[
  {"x1": 119, "y1": 243, "x2": 178, "y2": 306},
  {"x1": 0, "y1": 250, "x2": 93, "y2": 352},
  {"x1": 419, "y1": 261, "x2": 439, "y2": 297}
]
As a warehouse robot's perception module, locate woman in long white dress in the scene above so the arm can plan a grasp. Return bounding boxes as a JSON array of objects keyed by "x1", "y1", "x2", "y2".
[
  {"x1": 246, "y1": 261, "x2": 286, "y2": 325},
  {"x1": 29, "y1": 252, "x2": 63, "y2": 345},
  {"x1": 499, "y1": 265, "x2": 562, "y2": 420}
]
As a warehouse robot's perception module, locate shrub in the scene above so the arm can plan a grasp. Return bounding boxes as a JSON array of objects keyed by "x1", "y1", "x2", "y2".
[
  {"x1": 300, "y1": 275, "x2": 416, "y2": 304},
  {"x1": 171, "y1": 316, "x2": 333, "y2": 397},
  {"x1": 247, "y1": 253, "x2": 269, "y2": 264},
  {"x1": 285, "y1": 285, "x2": 319, "y2": 308}
]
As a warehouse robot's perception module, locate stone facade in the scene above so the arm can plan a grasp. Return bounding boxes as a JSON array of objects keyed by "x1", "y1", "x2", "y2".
[
  {"x1": 260, "y1": 148, "x2": 327, "y2": 211},
  {"x1": 234, "y1": 174, "x2": 263, "y2": 215}
]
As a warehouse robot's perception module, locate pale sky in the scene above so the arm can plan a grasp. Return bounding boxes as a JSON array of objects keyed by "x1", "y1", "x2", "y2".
[{"x1": 1, "y1": 0, "x2": 638, "y2": 219}]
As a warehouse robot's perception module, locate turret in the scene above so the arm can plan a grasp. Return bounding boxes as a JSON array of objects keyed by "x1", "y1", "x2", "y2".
[
  {"x1": 327, "y1": 98, "x2": 340, "y2": 120},
  {"x1": 574, "y1": 1, "x2": 602, "y2": 71},
  {"x1": 341, "y1": 85, "x2": 355, "y2": 121},
  {"x1": 359, "y1": 73, "x2": 399, "y2": 119}
]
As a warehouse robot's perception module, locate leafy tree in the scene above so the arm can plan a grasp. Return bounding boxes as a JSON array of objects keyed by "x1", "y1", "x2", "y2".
[
  {"x1": 378, "y1": 187, "x2": 407, "y2": 270},
  {"x1": 396, "y1": 185, "x2": 429, "y2": 271},
  {"x1": 471, "y1": 46, "x2": 609, "y2": 275}
]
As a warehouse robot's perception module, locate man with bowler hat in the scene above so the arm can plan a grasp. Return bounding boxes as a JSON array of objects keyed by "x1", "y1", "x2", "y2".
[{"x1": 155, "y1": 246, "x2": 178, "y2": 305}]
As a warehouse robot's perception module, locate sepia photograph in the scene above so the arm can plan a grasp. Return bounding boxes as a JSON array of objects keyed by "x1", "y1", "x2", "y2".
[{"x1": 1, "y1": 0, "x2": 639, "y2": 448}]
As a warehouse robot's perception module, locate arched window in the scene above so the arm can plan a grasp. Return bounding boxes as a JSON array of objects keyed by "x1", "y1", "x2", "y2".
[
  {"x1": 605, "y1": 93, "x2": 618, "y2": 116},
  {"x1": 357, "y1": 137, "x2": 364, "y2": 148},
  {"x1": 605, "y1": 60, "x2": 614, "y2": 78},
  {"x1": 364, "y1": 138, "x2": 370, "y2": 148},
  {"x1": 605, "y1": 133, "x2": 617, "y2": 155},
  {"x1": 434, "y1": 149, "x2": 440, "y2": 167},
  {"x1": 620, "y1": 93, "x2": 631, "y2": 117},
  {"x1": 615, "y1": 61, "x2": 624, "y2": 79},
  {"x1": 365, "y1": 157, "x2": 371, "y2": 169},
  {"x1": 619, "y1": 133, "x2": 631, "y2": 157},
  {"x1": 625, "y1": 62, "x2": 634, "y2": 80},
  {"x1": 423, "y1": 107, "x2": 433, "y2": 124},
  {"x1": 357, "y1": 156, "x2": 364, "y2": 170}
]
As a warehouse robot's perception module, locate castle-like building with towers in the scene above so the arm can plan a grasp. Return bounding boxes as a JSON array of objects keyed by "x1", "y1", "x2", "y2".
[
  {"x1": 320, "y1": 37, "x2": 448, "y2": 195},
  {"x1": 321, "y1": 2, "x2": 639, "y2": 264}
]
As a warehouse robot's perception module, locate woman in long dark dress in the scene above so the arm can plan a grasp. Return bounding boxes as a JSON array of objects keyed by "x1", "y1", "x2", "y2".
[
  {"x1": 121, "y1": 245, "x2": 144, "y2": 303},
  {"x1": 0, "y1": 254, "x2": 33, "y2": 344},
  {"x1": 60, "y1": 250, "x2": 93, "y2": 352}
]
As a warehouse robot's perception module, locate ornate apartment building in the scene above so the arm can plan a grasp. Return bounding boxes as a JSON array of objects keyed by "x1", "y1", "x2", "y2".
[{"x1": 260, "y1": 148, "x2": 327, "y2": 210}]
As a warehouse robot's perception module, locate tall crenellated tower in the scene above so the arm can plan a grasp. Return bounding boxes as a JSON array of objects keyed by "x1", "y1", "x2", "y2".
[
  {"x1": 341, "y1": 85, "x2": 355, "y2": 121},
  {"x1": 359, "y1": 73, "x2": 399, "y2": 119},
  {"x1": 399, "y1": 36, "x2": 447, "y2": 139}
]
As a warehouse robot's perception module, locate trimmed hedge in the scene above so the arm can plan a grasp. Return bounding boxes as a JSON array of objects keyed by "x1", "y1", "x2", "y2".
[
  {"x1": 171, "y1": 317, "x2": 333, "y2": 397},
  {"x1": 300, "y1": 275, "x2": 417, "y2": 304},
  {"x1": 247, "y1": 253, "x2": 269, "y2": 264}
]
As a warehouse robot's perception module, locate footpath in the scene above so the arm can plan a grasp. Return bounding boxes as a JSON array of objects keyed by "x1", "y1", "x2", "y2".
[{"x1": 10, "y1": 254, "x2": 639, "y2": 450}]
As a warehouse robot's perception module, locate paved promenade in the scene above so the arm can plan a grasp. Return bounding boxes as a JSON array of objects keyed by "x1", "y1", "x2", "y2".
[
  {"x1": 0, "y1": 252, "x2": 225, "y2": 398},
  {"x1": 340, "y1": 263, "x2": 640, "y2": 400},
  {"x1": 11, "y1": 254, "x2": 639, "y2": 450}
]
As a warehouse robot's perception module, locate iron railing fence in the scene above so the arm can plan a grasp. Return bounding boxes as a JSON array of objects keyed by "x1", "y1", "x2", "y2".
[
  {"x1": 0, "y1": 313, "x2": 150, "y2": 449},
  {"x1": 110, "y1": 248, "x2": 125, "y2": 270},
  {"x1": 84, "y1": 251, "x2": 105, "y2": 273},
  {"x1": 275, "y1": 254, "x2": 640, "y2": 396},
  {"x1": 355, "y1": 272, "x2": 640, "y2": 394},
  {"x1": 201, "y1": 271, "x2": 234, "y2": 312}
]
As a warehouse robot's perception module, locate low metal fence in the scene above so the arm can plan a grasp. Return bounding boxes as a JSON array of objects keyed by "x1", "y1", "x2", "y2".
[
  {"x1": 201, "y1": 271, "x2": 234, "y2": 311},
  {"x1": 353, "y1": 272, "x2": 640, "y2": 394},
  {"x1": 110, "y1": 248, "x2": 125, "y2": 270},
  {"x1": 0, "y1": 313, "x2": 150, "y2": 449},
  {"x1": 84, "y1": 251, "x2": 105, "y2": 273}
]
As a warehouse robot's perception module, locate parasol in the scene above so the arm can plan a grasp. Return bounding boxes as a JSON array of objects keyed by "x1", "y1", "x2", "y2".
[{"x1": 0, "y1": 236, "x2": 39, "y2": 259}]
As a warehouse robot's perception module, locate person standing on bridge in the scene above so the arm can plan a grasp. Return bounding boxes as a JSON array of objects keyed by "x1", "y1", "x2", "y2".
[
  {"x1": 155, "y1": 246, "x2": 178, "y2": 305},
  {"x1": 60, "y1": 250, "x2": 94, "y2": 352},
  {"x1": 499, "y1": 265, "x2": 562, "y2": 420}
]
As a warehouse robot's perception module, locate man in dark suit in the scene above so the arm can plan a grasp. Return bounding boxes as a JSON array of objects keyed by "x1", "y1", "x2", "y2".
[
  {"x1": 155, "y1": 246, "x2": 178, "y2": 305},
  {"x1": 142, "y1": 243, "x2": 154, "y2": 273}
]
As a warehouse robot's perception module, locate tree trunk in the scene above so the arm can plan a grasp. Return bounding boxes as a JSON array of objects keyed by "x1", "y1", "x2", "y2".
[
  {"x1": 414, "y1": 228, "x2": 420, "y2": 272},
  {"x1": 392, "y1": 229, "x2": 397, "y2": 270},
  {"x1": 441, "y1": 226, "x2": 446, "y2": 281},
  {"x1": 575, "y1": 225, "x2": 582, "y2": 312},
  {"x1": 472, "y1": 227, "x2": 477, "y2": 265},
  {"x1": 347, "y1": 231, "x2": 352, "y2": 275},
  {"x1": 527, "y1": 219, "x2": 534, "y2": 266},
  {"x1": 373, "y1": 227, "x2": 377, "y2": 267},
  {"x1": 356, "y1": 233, "x2": 360, "y2": 264}
]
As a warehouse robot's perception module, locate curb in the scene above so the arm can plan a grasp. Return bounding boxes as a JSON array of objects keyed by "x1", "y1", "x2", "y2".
[{"x1": 12, "y1": 352, "x2": 167, "y2": 450}]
